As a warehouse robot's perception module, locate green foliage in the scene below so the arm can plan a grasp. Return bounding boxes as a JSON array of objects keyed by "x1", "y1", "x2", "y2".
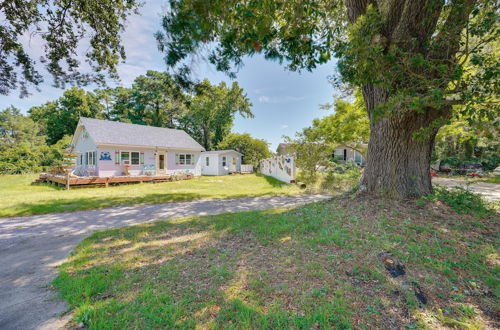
[
  {"x1": 159, "y1": 0, "x2": 498, "y2": 197},
  {"x1": 423, "y1": 185, "x2": 491, "y2": 217},
  {"x1": 218, "y1": 133, "x2": 271, "y2": 167},
  {"x1": 304, "y1": 90, "x2": 369, "y2": 153},
  {"x1": 0, "y1": 106, "x2": 68, "y2": 174},
  {"x1": 300, "y1": 165, "x2": 361, "y2": 193},
  {"x1": 0, "y1": 145, "x2": 43, "y2": 174},
  {"x1": 160, "y1": 0, "x2": 498, "y2": 118},
  {"x1": 0, "y1": 106, "x2": 45, "y2": 151},
  {"x1": 284, "y1": 137, "x2": 333, "y2": 182},
  {"x1": 29, "y1": 88, "x2": 105, "y2": 144},
  {"x1": 181, "y1": 80, "x2": 253, "y2": 150},
  {"x1": 1, "y1": 0, "x2": 140, "y2": 97},
  {"x1": 434, "y1": 117, "x2": 500, "y2": 170},
  {"x1": 129, "y1": 71, "x2": 188, "y2": 127}
]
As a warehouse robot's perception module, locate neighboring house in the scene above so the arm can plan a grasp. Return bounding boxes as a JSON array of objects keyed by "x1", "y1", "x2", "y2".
[
  {"x1": 333, "y1": 144, "x2": 367, "y2": 166},
  {"x1": 201, "y1": 150, "x2": 242, "y2": 175},
  {"x1": 72, "y1": 117, "x2": 205, "y2": 177},
  {"x1": 276, "y1": 141, "x2": 367, "y2": 166},
  {"x1": 276, "y1": 143, "x2": 292, "y2": 156}
]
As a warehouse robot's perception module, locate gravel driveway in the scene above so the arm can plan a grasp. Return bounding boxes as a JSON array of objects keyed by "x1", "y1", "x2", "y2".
[
  {"x1": 433, "y1": 177, "x2": 500, "y2": 202},
  {"x1": 0, "y1": 194, "x2": 330, "y2": 330}
]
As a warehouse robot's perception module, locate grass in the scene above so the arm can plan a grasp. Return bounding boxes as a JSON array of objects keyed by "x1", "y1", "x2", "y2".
[
  {"x1": 53, "y1": 194, "x2": 499, "y2": 329},
  {"x1": 0, "y1": 174, "x2": 301, "y2": 217},
  {"x1": 481, "y1": 177, "x2": 500, "y2": 184},
  {"x1": 298, "y1": 167, "x2": 362, "y2": 194}
]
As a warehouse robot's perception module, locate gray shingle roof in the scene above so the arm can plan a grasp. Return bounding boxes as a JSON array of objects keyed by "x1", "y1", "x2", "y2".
[
  {"x1": 79, "y1": 117, "x2": 205, "y2": 151},
  {"x1": 202, "y1": 150, "x2": 242, "y2": 155}
]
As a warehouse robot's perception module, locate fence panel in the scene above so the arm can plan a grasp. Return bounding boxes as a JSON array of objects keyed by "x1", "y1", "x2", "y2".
[{"x1": 260, "y1": 156, "x2": 295, "y2": 183}]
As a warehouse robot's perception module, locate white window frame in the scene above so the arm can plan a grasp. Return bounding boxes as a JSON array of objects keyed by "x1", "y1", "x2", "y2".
[
  {"x1": 222, "y1": 156, "x2": 227, "y2": 167},
  {"x1": 120, "y1": 151, "x2": 140, "y2": 166},
  {"x1": 206, "y1": 156, "x2": 209, "y2": 166},
  {"x1": 178, "y1": 153, "x2": 194, "y2": 166},
  {"x1": 131, "y1": 152, "x2": 140, "y2": 165},
  {"x1": 85, "y1": 151, "x2": 96, "y2": 165},
  {"x1": 121, "y1": 151, "x2": 130, "y2": 165},
  {"x1": 334, "y1": 149, "x2": 345, "y2": 161}
]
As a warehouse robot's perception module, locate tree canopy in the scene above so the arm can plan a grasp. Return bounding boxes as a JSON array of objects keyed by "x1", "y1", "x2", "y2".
[
  {"x1": 1, "y1": 0, "x2": 140, "y2": 97},
  {"x1": 304, "y1": 91, "x2": 369, "y2": 154},
  {"x1": 182, "y1": 80, "x2": 253, "y2": 150},
  {"x1": 218, "y1": 133, "x2": 271, "y2": 167}
]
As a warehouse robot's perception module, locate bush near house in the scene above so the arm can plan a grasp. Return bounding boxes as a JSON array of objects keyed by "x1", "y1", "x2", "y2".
[{"x1": 53, "y1": 194, "x2": 498, "y2": 329}]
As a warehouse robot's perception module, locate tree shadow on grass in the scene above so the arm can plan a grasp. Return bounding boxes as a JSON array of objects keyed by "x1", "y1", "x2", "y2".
[
  {"x1": 52, "y1": 209, "x2": 354, "y2": 329},
  {"x1": 7, "y1": 192, "x2": 204, "y2": 217},
  {"x1": 51, "y1": 197, "x2": 499, "y2": 329},
  {"x1": 255, "y1": 173, "x2": 288, "y2": 188}
]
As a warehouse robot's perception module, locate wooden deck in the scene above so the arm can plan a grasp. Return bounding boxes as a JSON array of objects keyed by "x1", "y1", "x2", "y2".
[{"x1": 34, "y1": 173, "x2": 193, "y2": 189}]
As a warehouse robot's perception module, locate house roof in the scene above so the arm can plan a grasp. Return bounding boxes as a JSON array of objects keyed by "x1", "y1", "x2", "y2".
[
  {"x1": 202, "y1": 150, "x2": 242, "y2": 155},
  {"x1": 76, "y1": 117, "x2": 205, "y2": 151}
]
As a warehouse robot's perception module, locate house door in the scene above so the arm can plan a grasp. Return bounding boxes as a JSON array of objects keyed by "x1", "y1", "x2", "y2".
[{"x1": 157, "y1": 152, "x2": 166, "y2": 175}]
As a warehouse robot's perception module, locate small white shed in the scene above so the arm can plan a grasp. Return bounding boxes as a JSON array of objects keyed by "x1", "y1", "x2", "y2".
[{"x1": 201, "y1": 150, "x2": 242, "y2": 175}]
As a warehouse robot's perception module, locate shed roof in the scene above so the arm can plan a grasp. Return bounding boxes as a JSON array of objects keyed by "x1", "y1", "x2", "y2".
[
  {"x1": 202, "y1": 150, "x2": 242, "y2": 155},
  {"x1": 76, "y1": 117, "x2": 205, "y2": 151}
]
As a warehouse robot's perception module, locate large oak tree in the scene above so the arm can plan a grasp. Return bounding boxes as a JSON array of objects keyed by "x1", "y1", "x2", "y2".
[{"x1": 157, "y1": 0, "x2": 498, "y2": 198}]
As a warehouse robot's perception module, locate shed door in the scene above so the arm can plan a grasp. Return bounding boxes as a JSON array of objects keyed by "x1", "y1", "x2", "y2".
[{"x1": 202, "y1": 155, "x2": 218, "y2": 175}]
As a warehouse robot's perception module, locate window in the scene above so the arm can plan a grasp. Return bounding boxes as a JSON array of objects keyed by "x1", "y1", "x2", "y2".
[
  {"x1": 85, "y1": 151, "x2": 96, "y2": 165},
  {"x1": 333, "y1": 149, "x2": 346, "y2": 161},
  {"x1": 232, "y1": 157, "x2": 237, "y2": 165},
  {"x1": 131, "y1": 152, "x2": 140, "y2": 165},
  {"x1": 120, "y1": 151, "x2": 141, "y2": 165},
  {"x1": 121, "y1": 151, "x2": 130, "y2": 164},
  {"x1": 206, "y1": 157, "x2": 209, "y2": 166},
  {"x1": 333, "y1": 149, "x2": 343, "y2": 161},
  {"x1": 177, "y1": 153, "x2": 194, "y2": 165},
  {"x1": 222, "y1": 156, "x2": 227, "y2": 167}
]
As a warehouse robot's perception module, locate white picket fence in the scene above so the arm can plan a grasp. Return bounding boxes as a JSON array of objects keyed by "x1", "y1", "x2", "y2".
[{"x1": 260, "y1": 156, "x2": 296, "y2": 183}]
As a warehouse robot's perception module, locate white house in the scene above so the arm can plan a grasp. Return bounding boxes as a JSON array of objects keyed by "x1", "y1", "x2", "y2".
[
  {"x1": 333, "y1": 144, "x2": 367, "y2": 166},
  {"x1": 71, "y1": 117, "x2": 205, "y2": 177},
  {"x1": 201, "y1": 150, "x2": 242, "y2": 175}
]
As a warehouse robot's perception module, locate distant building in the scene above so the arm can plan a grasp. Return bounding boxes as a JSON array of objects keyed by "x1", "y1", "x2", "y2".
[
  {"x1": 276, "y1": 141, "x2": 367, "y2": 166},
  {"x1": 276, "y1": 143, "x2": 292, "y2": 155},
  {"x1": 332, "y1": 144, "x2": 367, "y2": 166}
]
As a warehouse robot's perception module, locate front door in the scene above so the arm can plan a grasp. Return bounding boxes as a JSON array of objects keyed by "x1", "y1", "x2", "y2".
[{"x1": 157, "y1": 152, "x2": 166, "y2": 175}]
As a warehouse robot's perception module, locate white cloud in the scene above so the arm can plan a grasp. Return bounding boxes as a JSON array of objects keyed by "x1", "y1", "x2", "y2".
[
  {"x1": 258, "y1": 95, "x2": 306, "y2": 104},
  {"x1": 280, "y1": 124, "x2": 289, "y2": 129}
]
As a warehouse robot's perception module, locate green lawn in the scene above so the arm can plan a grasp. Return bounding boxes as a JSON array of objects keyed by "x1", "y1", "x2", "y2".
[
  {"x1": 54, "y1": 195, "x2": 498, "y2": 329},
  {"x1": 0, "y1": 174, "x2": 301, "y2": 217}
]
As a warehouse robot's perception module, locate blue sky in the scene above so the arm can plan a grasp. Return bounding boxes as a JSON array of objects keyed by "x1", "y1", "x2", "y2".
[{"x1": 1, "y1": 0, "x2": 337, "y2": 151}]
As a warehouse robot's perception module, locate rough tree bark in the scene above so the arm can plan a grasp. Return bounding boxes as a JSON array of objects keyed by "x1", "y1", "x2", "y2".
[
  {"x1": 360, "y1": 85, "x2": 451, "y2": 197},
  {"x1": 344, "y1": 0, "x2": 476, "y2": 198}
]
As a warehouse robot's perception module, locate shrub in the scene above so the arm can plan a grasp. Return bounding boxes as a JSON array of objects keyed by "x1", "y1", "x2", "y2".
[{"x1": 423, "y1": 185, "x2": 492, "y2": 217}]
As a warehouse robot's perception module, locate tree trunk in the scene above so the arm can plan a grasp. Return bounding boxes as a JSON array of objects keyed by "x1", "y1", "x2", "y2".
[{"x1": 361, "y1": 85, "x2": 449, "y2": 198}]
